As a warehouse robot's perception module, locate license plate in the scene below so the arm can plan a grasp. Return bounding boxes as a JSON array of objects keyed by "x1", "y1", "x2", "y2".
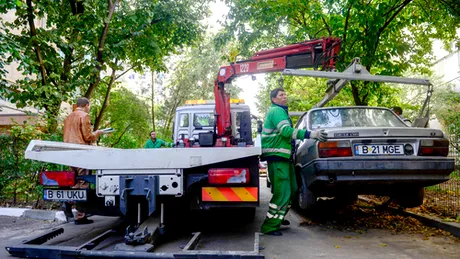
[
  {"x1": 43, "y1": 189, "x2": 87, "y2": 201},
  {"x1": 354, "y1": 144, "x2": 404, "y2": 155}
]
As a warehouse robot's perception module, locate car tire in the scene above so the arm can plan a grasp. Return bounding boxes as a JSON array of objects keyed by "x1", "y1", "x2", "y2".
[
  {"x1": 298, "y1": 184, "x2": 317, "y2": 210},
  {"x1": 395, "y1": 187, "x2": 425, "y2": 208}
]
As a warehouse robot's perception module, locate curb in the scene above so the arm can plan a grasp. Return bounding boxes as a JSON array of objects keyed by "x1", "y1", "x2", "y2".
[
  {"x1": 0, "y1": 207, "x2": 75, "y2": 222},
  {"x1": 403, "y1": 210, "x2": 460, "y2": 238},
  {"x1": 357, "y1": 197, "x2": 460, "y2": 238}
]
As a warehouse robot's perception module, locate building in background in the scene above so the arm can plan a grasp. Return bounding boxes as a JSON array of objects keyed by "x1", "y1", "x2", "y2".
[{"x1": 432, "y1": 32, "x2": 460, "y2": 92}]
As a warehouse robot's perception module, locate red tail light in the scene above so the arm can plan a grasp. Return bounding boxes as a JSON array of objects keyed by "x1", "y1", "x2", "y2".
[
  {"x1": 318, "y1": 141, "x2": 352, "y2": 158},
  {"x1": 208, "y1": 168, "x2": 250, "y2": 185},
  {"x1": 40, "y1": 171, "x2": 75, "y2": 187},
  {"x1": 419, "y1": 139, "x2": 449, "y2": 156}
]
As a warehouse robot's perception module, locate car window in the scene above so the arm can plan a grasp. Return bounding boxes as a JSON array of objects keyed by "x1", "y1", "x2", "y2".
[
  {"x1": 179, "y1": 113, "x2": 189, "y2": 127},
  {"x1": 193, "y1": 113, "x2": 215, "y2": 127},
  {"x1": 309, "y1": 108, "x2": 408, "y2": 129}
]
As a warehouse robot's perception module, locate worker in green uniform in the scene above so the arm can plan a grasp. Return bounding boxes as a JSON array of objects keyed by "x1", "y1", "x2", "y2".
[
  {"x1": 260, "y1": 88, "x2": 327, "y2": 236},
  {"x1": 144, "y1": 131, "x2": 175, "y2": 148}
]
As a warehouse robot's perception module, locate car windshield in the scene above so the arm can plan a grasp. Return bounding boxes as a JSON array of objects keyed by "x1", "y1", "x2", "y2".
[{"x1": 309, "y1": 108, "x2": 407, "y2": 129}]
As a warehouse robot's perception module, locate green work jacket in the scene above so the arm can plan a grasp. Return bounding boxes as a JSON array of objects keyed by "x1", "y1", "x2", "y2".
[
  {"x1": 144, "y1": 138, "x2": 174, "y2": 148},
  {"x1": 261, "y1": 104, "x2": 309, "y2": 160}
]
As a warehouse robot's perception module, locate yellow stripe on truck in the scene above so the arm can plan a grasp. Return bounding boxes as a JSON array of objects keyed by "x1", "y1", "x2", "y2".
[
  {"x1": 231, "y1": 187, "x2": 257, "y2": 202},
  {"x1": 202, "y1": 187, "x2": 228, "y2": 201}
]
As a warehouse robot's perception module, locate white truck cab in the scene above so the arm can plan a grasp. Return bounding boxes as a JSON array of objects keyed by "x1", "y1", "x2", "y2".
[{"x1": 173, "y1": 99, "x2": 252, "y2": 144}]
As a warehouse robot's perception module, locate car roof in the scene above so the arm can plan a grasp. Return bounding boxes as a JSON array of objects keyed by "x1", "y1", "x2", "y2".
[{"x1": 308, "y1": 106, "x2": 392, "y2": 112}]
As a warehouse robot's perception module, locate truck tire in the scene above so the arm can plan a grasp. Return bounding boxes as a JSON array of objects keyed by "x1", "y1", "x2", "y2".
[
  {"x1": 239, "y1": 111, "x2": 253, "y2": 145},
  {"x1": 298, "y1": 184, "x2": 317, "y2": 210},
  {"x1": 395, "y1": 187, "x2": 424, "y2": 208}
]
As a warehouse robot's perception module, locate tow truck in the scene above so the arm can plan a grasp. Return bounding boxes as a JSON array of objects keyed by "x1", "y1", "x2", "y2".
[{"x1": 6, "y1": 38, "x2": 342, "y2": 258}]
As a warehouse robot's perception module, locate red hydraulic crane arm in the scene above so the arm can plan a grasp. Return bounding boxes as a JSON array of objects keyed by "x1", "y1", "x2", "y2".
[{"x1": 214, "y1": 37, "x2": 341, "y2": 142}]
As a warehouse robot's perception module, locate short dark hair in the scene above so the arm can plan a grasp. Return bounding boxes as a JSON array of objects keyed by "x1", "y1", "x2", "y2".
[
  {"x1": 270, "y1": 88, "x2": 285, "y2": 103},
  {"x1": 76, "y1": 97, "x2": 90, "y2": 107},
  {"x1": 392, "y1": 106, "x2": 403, "y2": 115},
  {"x1": 150, "y1": 130, "x2": 156, "y2": 135}
]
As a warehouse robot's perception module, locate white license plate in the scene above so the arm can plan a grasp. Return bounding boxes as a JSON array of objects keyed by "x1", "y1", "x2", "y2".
[
  {"x1": 43, "y1": 189, "x2": 87, "y2": 201},
  {"x1": 354, "y1": 144, "x2": 404, "y2": 155}
]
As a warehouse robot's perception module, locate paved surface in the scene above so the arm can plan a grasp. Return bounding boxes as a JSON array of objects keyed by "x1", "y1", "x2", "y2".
[{"x1": 1, "y1": 179, "x2": 459, "y2": 258}]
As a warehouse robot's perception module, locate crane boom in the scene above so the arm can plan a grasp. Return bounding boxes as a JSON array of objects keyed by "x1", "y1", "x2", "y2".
[{"x1": 214, "y1": 37, "x2": 341, "y2": 143}]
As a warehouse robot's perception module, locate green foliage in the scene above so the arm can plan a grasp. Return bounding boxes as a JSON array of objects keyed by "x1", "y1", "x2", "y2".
[
  {"x1": 92, "y1": 86, "x2": 151, "y2": 148},
  {"x1": 0, "y1": 0, "x2": 210, "y2": 132},
  {"x1": 156, "y1": 37, "x2": 242, "y2": 138},
  {"x1": 0, "y1": 123, "x2": 62, "y2": 203},
  {"x1": 219, "y1": 0, "x2": 459, "y2": 106}
]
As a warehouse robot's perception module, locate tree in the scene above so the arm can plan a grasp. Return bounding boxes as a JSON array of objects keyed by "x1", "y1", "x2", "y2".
[
  {"x1": 92, "y1": 86, "x2": 151, "y2": 148},
  {"x1": 0, "y1": 0, "x2": 210, "y2": 132},
  {"x1": 156, "y1": 38, "x2": 242, "y2": 138},
  {"x1": 218, "y1": 0, "x2": 459, "y2": 106}
]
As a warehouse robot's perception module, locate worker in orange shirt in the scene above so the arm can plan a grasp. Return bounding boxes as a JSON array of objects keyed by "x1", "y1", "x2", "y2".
[{"x1": 63, "y1": 97, "x2": 103, "y2": 224}]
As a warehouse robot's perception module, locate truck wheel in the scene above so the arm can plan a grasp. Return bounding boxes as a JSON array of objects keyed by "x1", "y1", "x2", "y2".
[
  {"x1": 298, "y1": 184, "x2": 316, "y2": 210},
  {"x1": 395, "y1": 187, "x2": 425, "y2": 208}
]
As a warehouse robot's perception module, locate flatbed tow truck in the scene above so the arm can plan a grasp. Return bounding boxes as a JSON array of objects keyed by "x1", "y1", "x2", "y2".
[{"x1": 6, "y1": 37, "x2": 437, "y2": 259}]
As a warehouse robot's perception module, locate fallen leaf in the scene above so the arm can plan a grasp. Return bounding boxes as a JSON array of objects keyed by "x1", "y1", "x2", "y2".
[
  {"x1": 335, "y1": 245, "x2": 341, "y2": 249},
  {"x1": 380, "y1": 243, "x2": 387, "y2": 247}
]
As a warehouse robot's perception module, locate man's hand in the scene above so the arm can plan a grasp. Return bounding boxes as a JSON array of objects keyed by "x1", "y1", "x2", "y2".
[
  {"x1": 309, "y1": 129, "x2": 327, "y2": 142},
  {"x1": 95, "y1": 130, "x2": 104, "y2": 136}
]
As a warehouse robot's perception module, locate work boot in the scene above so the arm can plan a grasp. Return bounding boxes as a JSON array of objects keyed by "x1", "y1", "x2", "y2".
[
  {"x1": 265, "y1": 231, "x2": 282, "y2": 236},
  {"x1": 74, "y1": 217, "x2": 94, "y2": 225},
  {"x1": 281, "y1": 219, "x2": 290, "y2": 226}
]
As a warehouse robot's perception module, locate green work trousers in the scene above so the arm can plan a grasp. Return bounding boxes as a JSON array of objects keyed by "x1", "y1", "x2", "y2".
[{"x1": 261, "y1": 160, "x2": 298, "y2": 234}]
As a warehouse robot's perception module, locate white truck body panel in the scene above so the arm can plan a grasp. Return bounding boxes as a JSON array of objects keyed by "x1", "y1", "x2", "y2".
[{"x1": 25, "y1": 136, "x2": 261, "y2": 170}]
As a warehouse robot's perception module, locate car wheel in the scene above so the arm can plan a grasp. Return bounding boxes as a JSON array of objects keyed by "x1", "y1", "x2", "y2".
[
  {"x1": 298, "y1": 184, "x2": 317, "y2": 210},
  {"x1": 395, "y1": 187, "x2": 425, "y2": 208}
]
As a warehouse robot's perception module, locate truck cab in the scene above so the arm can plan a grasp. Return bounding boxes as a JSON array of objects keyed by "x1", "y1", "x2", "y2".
[{"x1": 173, "y1": 99, "x2": 254, "y2": 146}]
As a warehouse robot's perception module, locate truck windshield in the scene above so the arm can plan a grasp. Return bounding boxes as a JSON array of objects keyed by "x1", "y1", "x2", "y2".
[
  {"x1": 309, "y1": 108, "x2": 407, "y2": 129},
  {"x1": 193, "y1": 113, "x2": 215, "y2": 127}
]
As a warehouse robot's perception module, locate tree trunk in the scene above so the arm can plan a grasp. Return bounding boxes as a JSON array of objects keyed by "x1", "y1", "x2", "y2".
[
  {"x1": 26, "y1": 0, "x2": 47, "y2": 86},
  {"x1": 84, "y1": 0, "x2": 120, "y2": 99},
  {"x1": 94, "y1": 67, "x2": 117, "y2": 130}
]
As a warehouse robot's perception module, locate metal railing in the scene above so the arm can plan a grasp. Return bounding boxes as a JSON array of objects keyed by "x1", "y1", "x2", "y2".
[{"x1": 424, "y1": 135, "x2": 460, "y2": 219}]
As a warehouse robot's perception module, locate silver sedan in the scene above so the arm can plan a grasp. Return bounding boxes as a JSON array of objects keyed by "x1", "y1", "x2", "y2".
[{"x1": 293, "y1": 106, "x2": 455, "y2": 209}]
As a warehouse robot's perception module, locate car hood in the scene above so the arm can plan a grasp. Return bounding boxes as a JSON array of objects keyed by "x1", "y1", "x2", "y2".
[{"x1": 322, "y1": 127, "x2": 445, "y2": 138}]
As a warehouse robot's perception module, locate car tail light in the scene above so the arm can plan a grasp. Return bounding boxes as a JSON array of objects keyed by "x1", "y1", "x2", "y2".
[
  {"x1": 318, "y1": 141, "x2": 352, "y2": 158},
  {"x1": 40, "y1": 171, "x2": 75, "y2": 187},
  {"x1": 208, "y1": 168, "x2": 250, "y2": 184},
  {"x1": 419, "y1": 139, "x2": 449, "y2": 156}
]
